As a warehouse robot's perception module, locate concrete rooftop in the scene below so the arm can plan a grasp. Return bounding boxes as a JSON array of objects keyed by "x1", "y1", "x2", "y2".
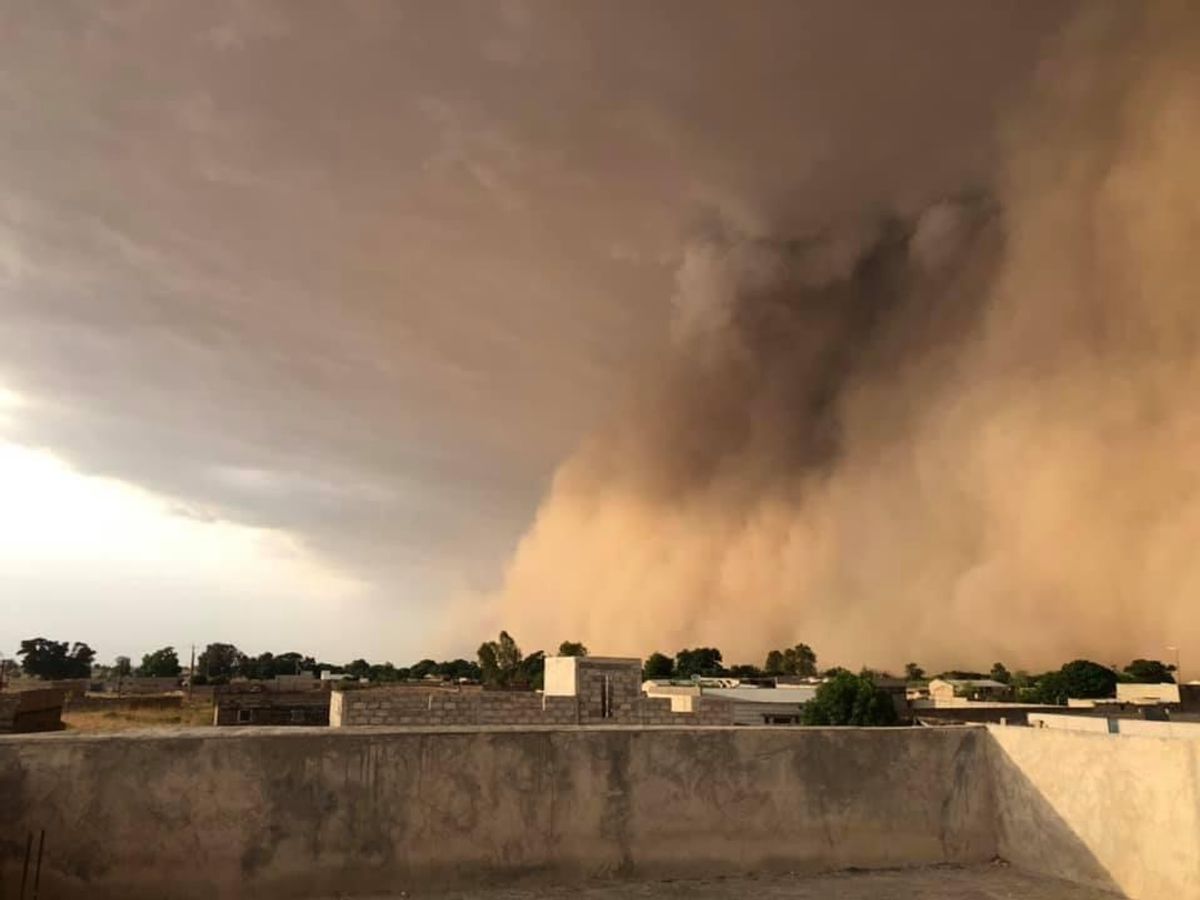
[{"x1": 341, "y1": 864, "x2": 1119, "y2": 900}]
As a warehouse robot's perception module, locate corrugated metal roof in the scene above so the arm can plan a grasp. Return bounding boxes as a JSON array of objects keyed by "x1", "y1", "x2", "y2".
[{"x1": 702, "y1": 686, "x2": 818, "y2": 703}]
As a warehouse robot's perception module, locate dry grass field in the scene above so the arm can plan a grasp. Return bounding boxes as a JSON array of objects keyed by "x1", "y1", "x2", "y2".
[{"x1": 62, "y1": 700, "x2": 214, "y2": 732}]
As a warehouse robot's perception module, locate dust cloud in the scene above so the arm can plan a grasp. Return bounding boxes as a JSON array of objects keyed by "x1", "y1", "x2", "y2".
[{"x1": 490, "y1": 4, "x2": 1200, "y2": 672}]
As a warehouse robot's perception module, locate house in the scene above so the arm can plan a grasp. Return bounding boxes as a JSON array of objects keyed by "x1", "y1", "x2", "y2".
[
  {"x1": 927, "y1": 678, "x2": 1013, "y2": 704},
  {"x1": 695, "y1": 684, "x2": 816, "y2": 725},
  {"x1": 1115, "y1": 682, "x2": 1180, "y2": 705},
  {"x1": 213, "y1": 680, "x2": 331, "y2": 726},
  {"x1": 642, "y1": 679, "x2": 818, "y2": 725}
]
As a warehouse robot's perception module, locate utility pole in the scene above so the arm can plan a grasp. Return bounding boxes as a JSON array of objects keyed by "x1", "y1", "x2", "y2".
[{"x1": 188, "y1": 644, "x2": 195, "y2": 701}]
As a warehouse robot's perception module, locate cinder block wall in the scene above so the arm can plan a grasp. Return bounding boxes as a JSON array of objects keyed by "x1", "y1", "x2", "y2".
[
  {"x1": 0, "y1": 727, "x2": 994, "y2": 900},
  {"x1": 331, "y1": 688, "x2": 581, "y2": 727},
  {"x1": 331, "y1": 687, "x2": 733, "y2": 727}
]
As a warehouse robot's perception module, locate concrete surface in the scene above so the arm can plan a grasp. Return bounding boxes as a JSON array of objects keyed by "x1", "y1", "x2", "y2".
[
  {"x1": 988, "y1": 725, "x2": 1200, "y2": 900},
  {"x1": 5, "y1": 724, "x2": 1198, "y2": 900},
  {"x1": 0, "y1": 726, "x2": 993, "y2": 900},
  {"x1": 325, "y1": 864, "x2": 1119, "y2": 899},
  {"x1": 1027, "y1": 711, "x2": 1200, "y2": 737}
]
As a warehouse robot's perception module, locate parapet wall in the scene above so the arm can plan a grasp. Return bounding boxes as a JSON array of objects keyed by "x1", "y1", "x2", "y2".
[
  {"x1": 0, "y1": 727, "x2": 992, "y2": 899},
  {"x1": 3, "y1": 725, "x2": 1197, "y2": 900},
  {"x1": 988, "y1": 725, "x2": 1200, "y2": 900}
]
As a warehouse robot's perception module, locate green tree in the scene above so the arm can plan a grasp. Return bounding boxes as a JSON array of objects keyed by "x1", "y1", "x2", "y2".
[
  {"x1": 643, "y1": 652, "x2": 674, "y2": 679},
  {"x1": 409, "y1": 658, "x2": 439, "y2": 679},
  {"x1": 197, "y1": 643, "x2": 242, "y2": 682},
  {"x1": 437, "y1": 658, "x2": 481, "y2": 681},
  {"x1": 345, "y1": 658, "x2": 372, "y2": 680},
  {"x1": 1060, "y1": 659, "x2": 1117, "y2": 699},
  {"x1": 1123, "y1": 658, "x2": 1175, "y2": 684},
  {"x1": 788, "y1": 644, "x2": 818, "y2": 677},
  {"x1": 239, "y1": 652, "x2": 271, "y2": 680},
  {"x1": 558, "y1": 641, "x2": 588, "y2": 657},
  {"x1": 1030, "y1": 670, "x2": 1069, "y2": 705},
  {"x1": 271, "y1": 652, "x2": 315, "y2": 677},
  {"x1": 802, "y1": 671, "x2": 898, "y2": 726},
  {"x1": 372, "y1": 662, "x2": 395, "y2": 681},
  {"x1": 517, "y1": 651, "x2": 546, "y2": 690},
  {"x1": 114, "y1": 655, "x2": 132, "y2": 677},
  {"x1": 763, "y1": 644, "x2": 818, "y2": 677},
  {"x1": 478, "y1": 631, "x2": 524, "y2": 687},
  {"x1": 989, "y1": 662, "x2": 1012, "y2": 685},
  {"x1": 904, "y1": 662, "x2": 926, "y2": 681},
  {"x1": 1010, "y1": 670, "x2": 1037, "y2": 701},
  {"x1": 17, "y1": 638, "x2": 95, "y2": 679},
  {"x1": 674, "y1": 647, "x2": 724, "y2": 678},
  {"x1": 728, "y1": 664, "x2": 763, "y2": 678},
  {"x1": 139, "y1": 646, "x2": 181, "y2": 678},
  {"x1": 1029, "y1": 660, "x2": 1118, "y2": 704}
]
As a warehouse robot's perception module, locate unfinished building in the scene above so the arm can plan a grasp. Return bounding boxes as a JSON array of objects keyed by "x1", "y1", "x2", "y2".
[{"x1": 213, "y1": 680, "x2": 331, "y2": 727}]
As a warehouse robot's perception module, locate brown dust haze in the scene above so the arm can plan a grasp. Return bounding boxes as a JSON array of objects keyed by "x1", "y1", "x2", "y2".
[{"x1": 490, "y1": 4, "x2": 1200, "y2": 672}]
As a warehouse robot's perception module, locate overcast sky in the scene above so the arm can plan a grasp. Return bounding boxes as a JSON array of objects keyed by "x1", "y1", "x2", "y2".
[{"x1": 0, "y1": 1, "x2": 1075, "y2": 666}]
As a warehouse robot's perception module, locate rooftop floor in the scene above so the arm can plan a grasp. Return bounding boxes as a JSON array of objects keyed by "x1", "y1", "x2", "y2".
[{"x1": 338, "y1": 864, "x2": 1119, "y2": 900}]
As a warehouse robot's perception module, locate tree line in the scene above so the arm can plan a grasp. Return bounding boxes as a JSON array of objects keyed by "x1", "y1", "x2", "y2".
[
  {"x1": 9, "y1": 634, "x2": 1178, "y2": 712},
  {"x1": 902, "y1": 657, "x2": 1177, "y2": 703}
]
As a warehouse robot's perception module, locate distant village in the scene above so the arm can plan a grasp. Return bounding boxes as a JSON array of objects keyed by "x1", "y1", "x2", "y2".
[{"x1": 1, "y1": 631, "x2": 1195, "y2": 736}]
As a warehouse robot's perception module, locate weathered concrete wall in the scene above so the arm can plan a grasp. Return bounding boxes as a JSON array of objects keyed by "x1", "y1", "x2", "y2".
[
  {"x1": 0, "y1": 727, "x2": 993, "y2": 899},
  {"x1": 988, "y1": 725, "x2": 1200, "y2": 900},
  {"x1": 101, "y1": 677, "x2": 181, "y2": 695},
  {"x1": 0, "y1": 689, "x2": 64, "y2": 733}
]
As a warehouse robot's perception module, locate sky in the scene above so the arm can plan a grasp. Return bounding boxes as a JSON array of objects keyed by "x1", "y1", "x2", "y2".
[{"x1": 12, "y1": 1, "x2": 1190, "y2": 672}]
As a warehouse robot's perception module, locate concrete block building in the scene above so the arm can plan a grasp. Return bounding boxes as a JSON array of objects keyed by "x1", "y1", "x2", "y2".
[
  {"x1": 213, "y1": 681, "x2": 331, "y2": 727},
  {"x1": 544, "y1": 656, "x2": 644, "y2": 722},
  {"x1": 928, "y1": 678, "x2": 1013, "y2": 705}
]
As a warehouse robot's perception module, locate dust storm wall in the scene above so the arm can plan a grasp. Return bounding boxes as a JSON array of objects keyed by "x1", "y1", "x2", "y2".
[{"x1": 491, "y1": 3, "x2": 1200, "y2": 673}]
